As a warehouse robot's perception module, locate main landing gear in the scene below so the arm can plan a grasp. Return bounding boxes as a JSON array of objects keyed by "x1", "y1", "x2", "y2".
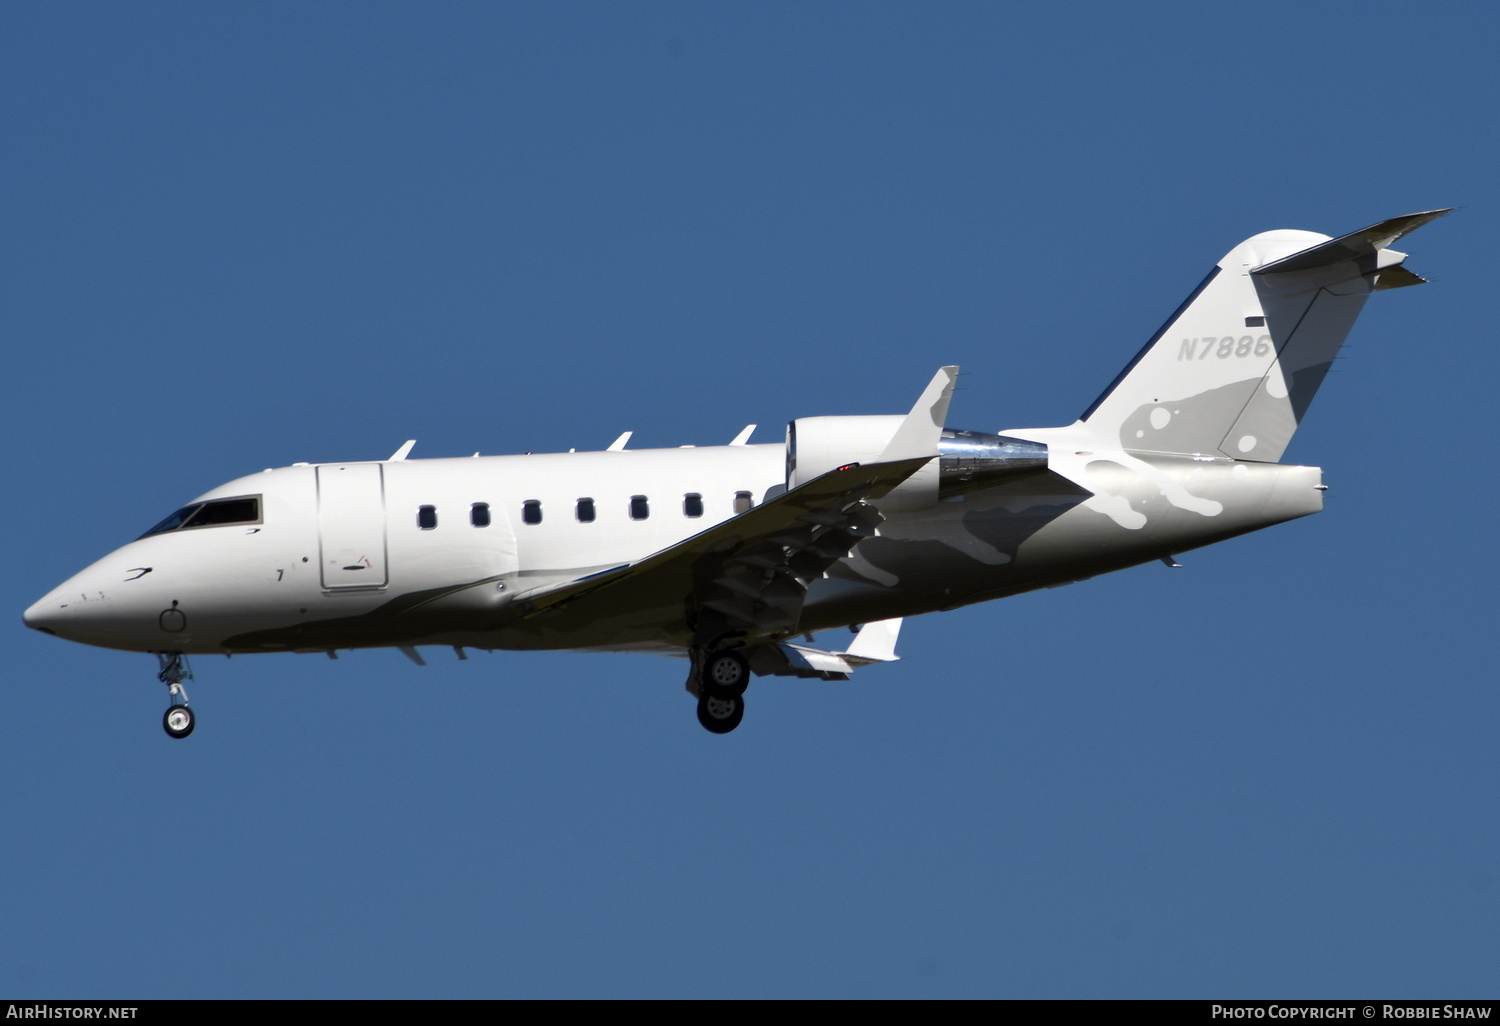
[
  {"x1": 156, "y1": 652, "x2": 195, "y2": 739},
  {"x1": 695, "y1": 648, "x2": 748, "y2": 735}
]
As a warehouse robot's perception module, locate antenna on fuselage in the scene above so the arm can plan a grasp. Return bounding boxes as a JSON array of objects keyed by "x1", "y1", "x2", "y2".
[
  {"x1": 607, "y1": 431, "x2": 632, "y2": 451},
  {"x1": 388, "y1": 440, "x2": 417, "y2": 461}
]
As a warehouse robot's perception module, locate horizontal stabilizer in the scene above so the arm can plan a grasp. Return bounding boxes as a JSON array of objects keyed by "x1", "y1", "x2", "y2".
[
  {"x1": 1253, "y1": 208, "x2": 1451, "y2": 276},
  {"x1": 1371, "y1": 264, "x2": 1428, "y2": 290}
]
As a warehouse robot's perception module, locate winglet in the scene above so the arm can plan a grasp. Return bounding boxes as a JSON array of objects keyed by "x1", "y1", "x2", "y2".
[
  {"x1": 775, "y1": 618, "x2": 904, "y2": 677},
  {"x1": 606, "y1": 431, "x2": 633, "y2": 452},
  {"x1": 388, "y1": 440, "x2": 417, "y2": 461},
  {"x1": 844, "y1": 617, "x2": 902, "y2": 663},
  {"x1": 879, "y1": 367, "x2": 959, "y2": 461},
  {"x1": 729, "y1": 424, "x2": 756, "y2": 446}
]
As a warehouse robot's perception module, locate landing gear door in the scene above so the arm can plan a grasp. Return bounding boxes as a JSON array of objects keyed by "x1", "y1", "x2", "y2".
[{"x1": 317, "y1": 464, "x2": 389, "y2": 590}]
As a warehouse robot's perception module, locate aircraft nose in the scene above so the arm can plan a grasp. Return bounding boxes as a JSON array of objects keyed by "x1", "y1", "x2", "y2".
[
  {"x1": 25, "y1": 552, "x2": 172, "y2": 650},
  {"x1": 24, "y1": 571, "x2": 116, "y2": 643},
  {"x1": 23, "y1": 592, "x2": 67, "y2": 635}
]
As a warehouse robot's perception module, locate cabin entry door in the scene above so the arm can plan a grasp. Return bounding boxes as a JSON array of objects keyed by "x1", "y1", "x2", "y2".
[{"x1": 316, "y1": 464, "x2": 389, "y2": 590}]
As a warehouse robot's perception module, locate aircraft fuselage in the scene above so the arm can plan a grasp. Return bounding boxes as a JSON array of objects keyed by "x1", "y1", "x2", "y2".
[{"x1": 24, "y1": 435, "x2": 1321, "y2": 657}]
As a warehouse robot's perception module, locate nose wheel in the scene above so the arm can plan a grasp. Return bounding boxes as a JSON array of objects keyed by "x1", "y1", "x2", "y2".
[
  {"x1": 156, "y1": 652, "x2": 195, "y2": 740},
  {"x1": 163, "y1": 704, "x2": 195, "y2": 738}
]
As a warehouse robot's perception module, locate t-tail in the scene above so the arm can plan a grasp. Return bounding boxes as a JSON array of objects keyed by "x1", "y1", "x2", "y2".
[{"x1": 1079, "y1": 209, "x2": 1451, "y2": 461}]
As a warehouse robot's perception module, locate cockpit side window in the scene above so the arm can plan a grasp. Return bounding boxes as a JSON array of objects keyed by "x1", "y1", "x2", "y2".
[
  {"x1": 183, "y1": 497, "x2": 261, "y2": 529},
  {"x1": 140, "y1": 496, "x2": 262, "y2": 538}
]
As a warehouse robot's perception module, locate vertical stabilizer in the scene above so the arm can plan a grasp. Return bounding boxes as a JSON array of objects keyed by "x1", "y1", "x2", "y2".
[{"x1": 1080, "y1": 210, "x2": 1449, "y2": 461}]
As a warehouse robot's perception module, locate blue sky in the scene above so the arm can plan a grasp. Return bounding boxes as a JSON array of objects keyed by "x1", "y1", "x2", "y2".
[{"x1": 3, "y1": 2, "x2": 1496, "y2": 998}]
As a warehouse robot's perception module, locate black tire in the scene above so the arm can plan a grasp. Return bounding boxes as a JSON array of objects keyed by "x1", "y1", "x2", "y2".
[
  {"x1": 696, "y1": 691, "x2": 744, "y2": 734},
  {"x1": 700, "y1": 649, "x2": 750, "y2": 697},
  {"x1": 163, "y1": 705, "x2": 195, "y2": 739}
]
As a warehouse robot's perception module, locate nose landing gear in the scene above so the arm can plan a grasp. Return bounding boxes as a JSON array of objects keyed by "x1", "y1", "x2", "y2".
[{"x1": 156, "y1": 652, "x2": 195, "y2": 739}]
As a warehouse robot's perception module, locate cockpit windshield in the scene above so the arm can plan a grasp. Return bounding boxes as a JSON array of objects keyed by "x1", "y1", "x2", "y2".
[{"x1": 140, "y1": 496, "x2": 262, "y2": 539}]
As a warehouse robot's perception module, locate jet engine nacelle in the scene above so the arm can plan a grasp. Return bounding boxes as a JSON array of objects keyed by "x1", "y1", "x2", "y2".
[{"x1": 786, "y1": 415, "x2": 938, "y2": 512}]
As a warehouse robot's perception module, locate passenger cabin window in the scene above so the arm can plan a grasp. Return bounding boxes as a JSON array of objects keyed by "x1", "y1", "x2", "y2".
[
  {"x1": 522, "y1": 500, "x2": 543, "y2": 525},
  {"x1": 576, "y1": 498, "x2": 596, "y2": 523},
  {"x1": 417, "y1": 505, "x2": 437, "y2": 530},
  {"x1": 140, "y1": 495, "x2": 262, "y2": 538},
  {"x1": 683, "y1": 493, "x2": 704, "y2": 518},
  {"x1": 733, "y1": 491, "x2": 753, "y2": 514},
  {"x1": 470, "y1": 502, "x2": 491, "y2": 527},
  {"x1": 630, "y1": 495, "x2": 650, "y2": 520}
]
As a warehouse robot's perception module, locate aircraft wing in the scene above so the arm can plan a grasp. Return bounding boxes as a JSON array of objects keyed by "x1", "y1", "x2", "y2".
[{"x1": 505, "y1": 457, "x2": 931, "y2": 646}]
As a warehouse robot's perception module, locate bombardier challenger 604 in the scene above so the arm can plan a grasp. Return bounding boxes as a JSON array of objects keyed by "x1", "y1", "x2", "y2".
[{"x1": 24, "y1": 210, "x2": 1449, "y2": 737}]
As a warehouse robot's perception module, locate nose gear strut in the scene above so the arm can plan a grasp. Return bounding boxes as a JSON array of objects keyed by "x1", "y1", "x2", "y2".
[{"x1": 156, "y1": 652, "x2": 195, "y2": 739}]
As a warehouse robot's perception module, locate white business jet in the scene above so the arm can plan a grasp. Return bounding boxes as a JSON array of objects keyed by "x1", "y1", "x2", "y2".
[{"x1": 24, "y1": 210, "x2": 1449, "y2": 737}]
